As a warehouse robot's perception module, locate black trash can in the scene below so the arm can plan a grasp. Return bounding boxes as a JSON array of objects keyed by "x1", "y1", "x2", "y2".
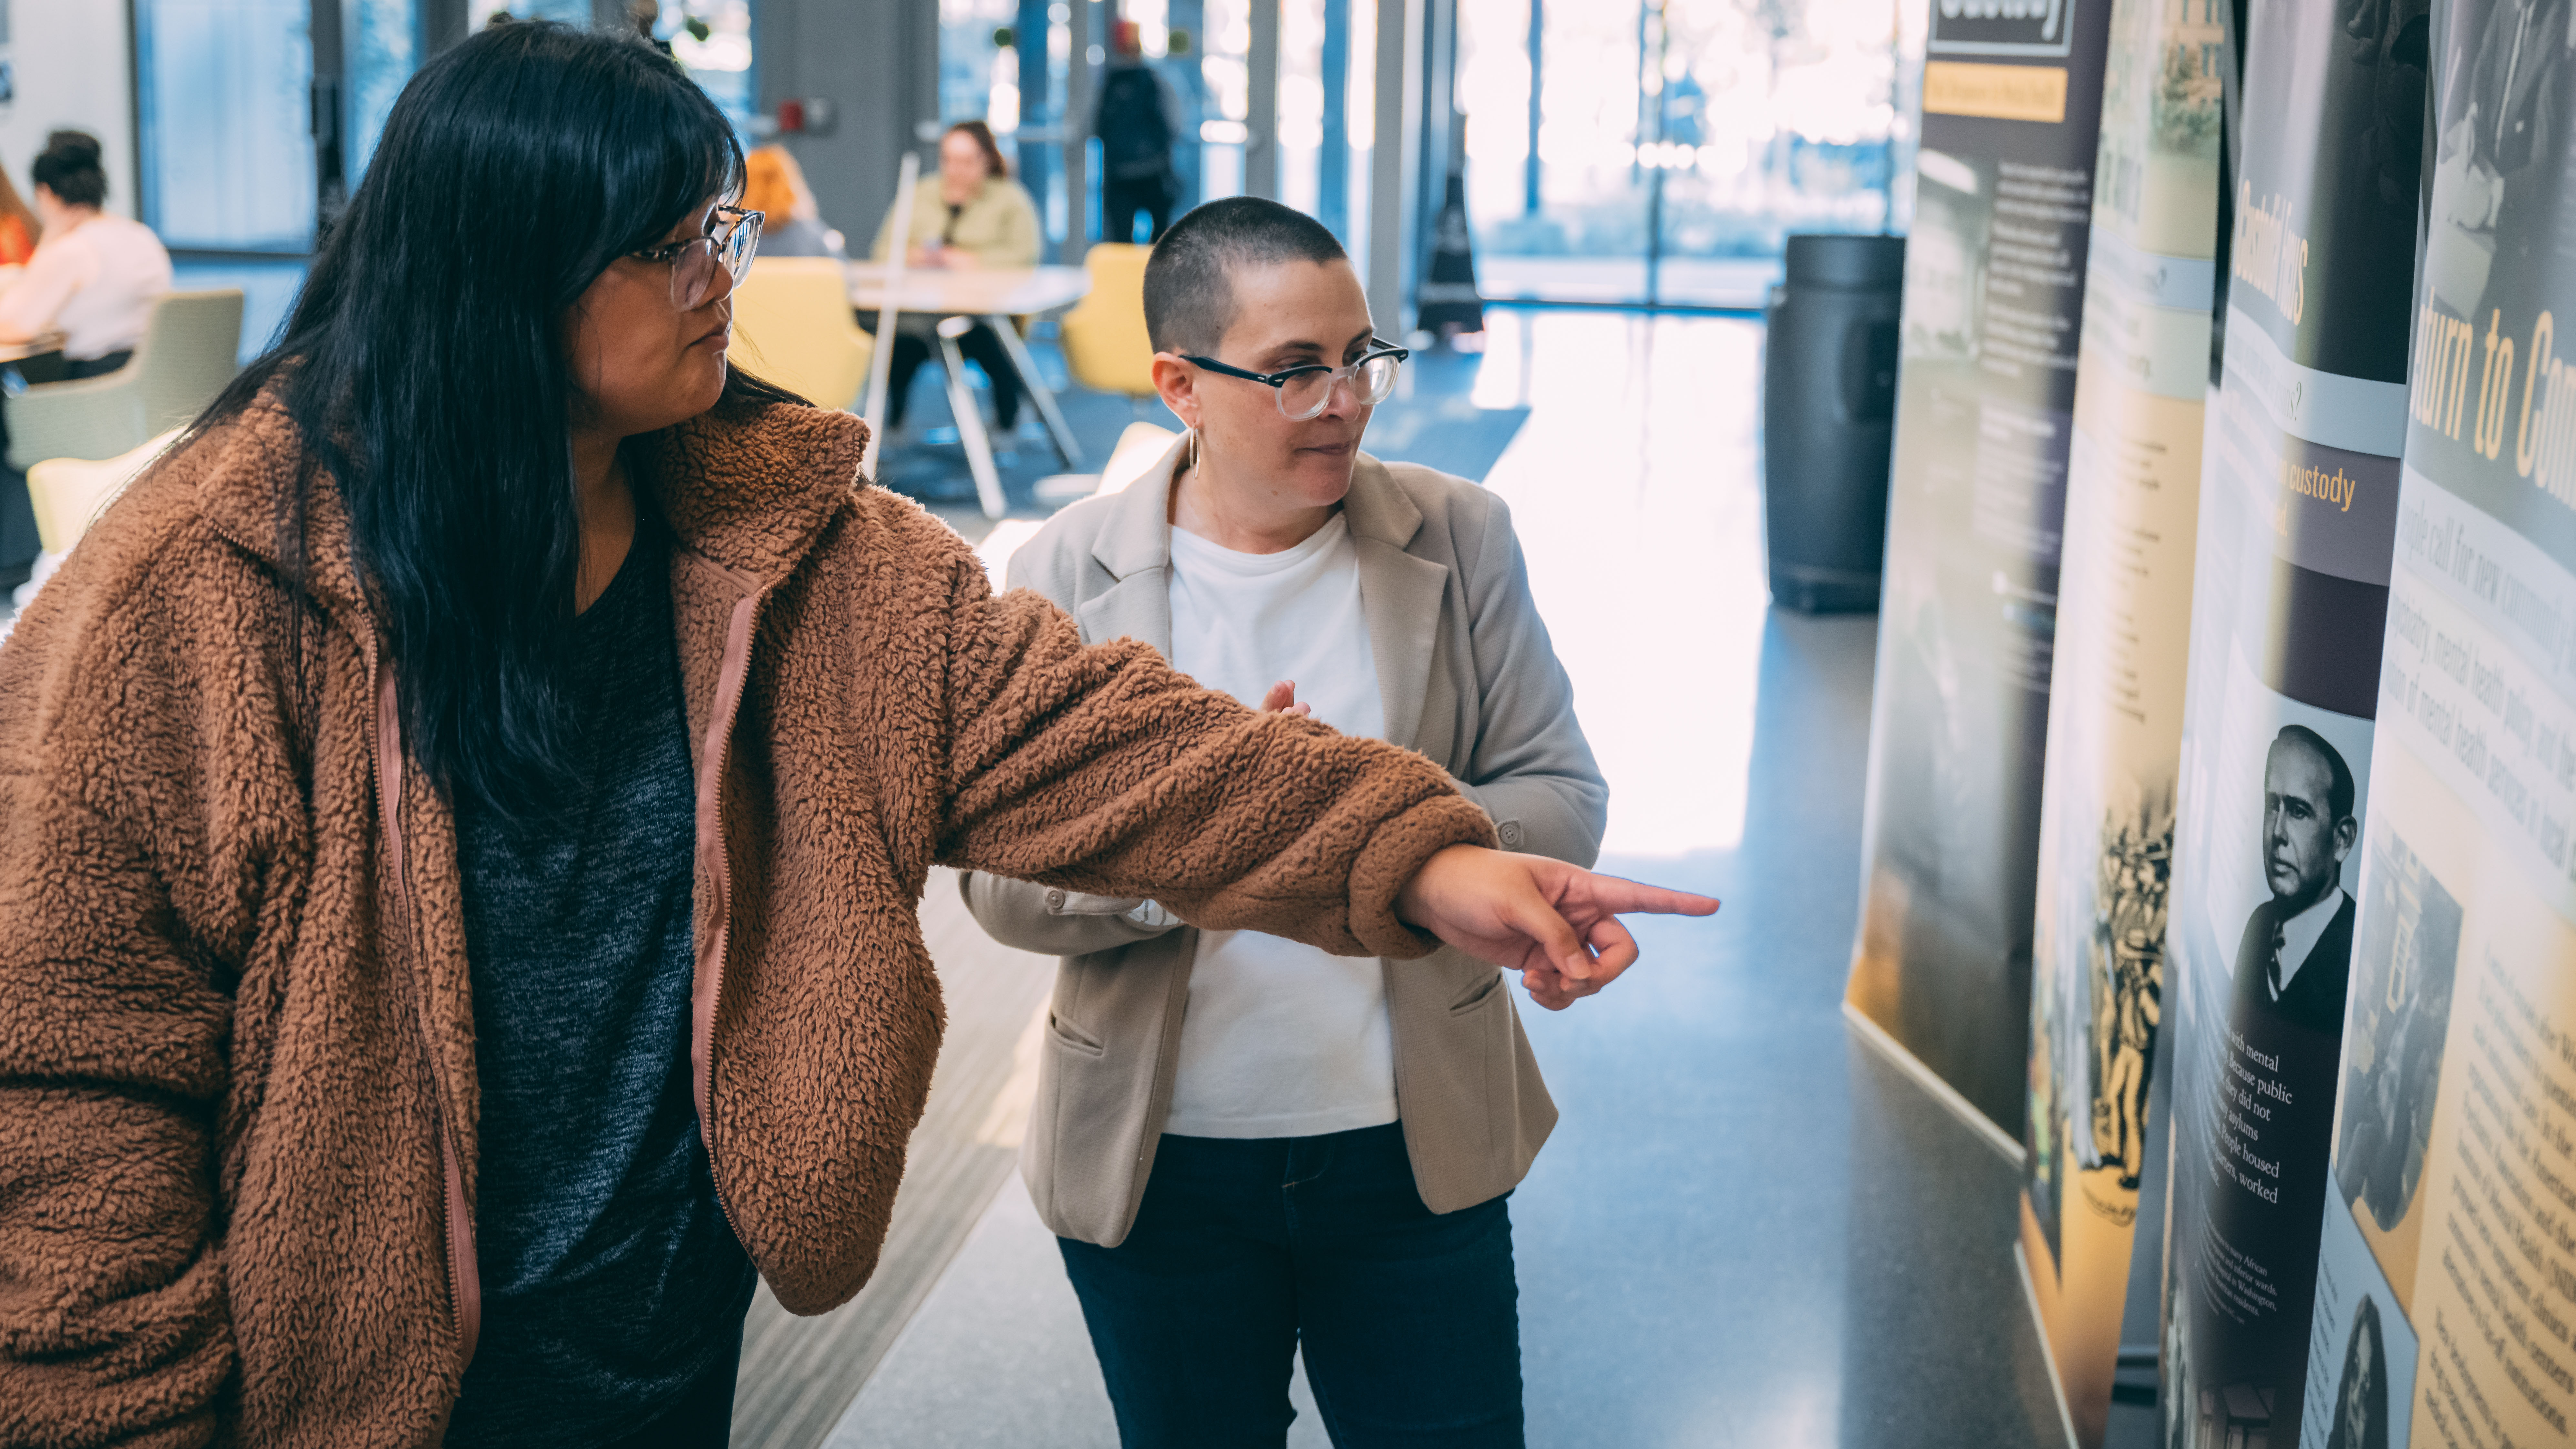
[{"x1": 1762, "y1": 233, "x2": 1905, "y2": 613}]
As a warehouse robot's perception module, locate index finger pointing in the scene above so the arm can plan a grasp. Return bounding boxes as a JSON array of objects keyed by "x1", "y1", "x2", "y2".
[{"x1": 1582, "y1": 874, "x2": 1721, "y2": 918}]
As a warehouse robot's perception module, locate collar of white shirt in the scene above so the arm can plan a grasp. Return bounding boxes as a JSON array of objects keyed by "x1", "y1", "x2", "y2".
[{"x1": 2272, "y1": 886, "x2": 2347, "y2": 997}]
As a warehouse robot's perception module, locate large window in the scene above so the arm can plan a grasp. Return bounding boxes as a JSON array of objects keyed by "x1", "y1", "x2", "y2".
[
  {"x1": 1196, "y1": 0, "x2": 1252, "y2": 200},
  {"x1": 146, "y1": 0, "x2": 761, "y2": 258},
  {"x1": 466, "y1": 0, "x2": 587, "y2": 22},
  {"x1": 143, "y1": 0, "x2": 756, "y2": 360},
  {"x1": 1457, "y1": 0, "x2": 1903, "y2": 306},
  {"x1": 465, "y1": 3, "x2": 758, "y2": 140},
  {"x1": 135, "y1": 0, "x2": 319, "y2": 252},
  {"x1": 943, "y1": 0, "x2": 1059, "y2": 246},
  {"x1": 942, "y1": 0, "x2": 1220, "y2": 256},
  {"x1": 137, "y1": 0, "x2": 418, "y2": 247},
  {"x1": 346, "y1": 0, "x2": 420, "y2": 180}
]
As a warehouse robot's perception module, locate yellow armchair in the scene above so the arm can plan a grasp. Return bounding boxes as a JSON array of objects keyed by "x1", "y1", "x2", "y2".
[
  {"x1": 730, "y1": 258, "x2": 874, "y2": 410},
  {"x1": 1056, "y1": 242, "x2": 1156, "y2": 399},
  {"x1": 28, "y1": 428, "x2": 180, "y2": 555}
]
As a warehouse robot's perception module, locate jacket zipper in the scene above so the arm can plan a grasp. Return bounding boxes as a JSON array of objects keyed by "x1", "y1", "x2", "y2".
[
  {"x1": 689, "y1": 576, "x2": 769, "y2": 1243},
  {"x1": 190, "y1": 510, "x2": 483, "y2": 1372},
  {"x1": 373, "y1": 665, "x2": 482, "y2": 1369}
]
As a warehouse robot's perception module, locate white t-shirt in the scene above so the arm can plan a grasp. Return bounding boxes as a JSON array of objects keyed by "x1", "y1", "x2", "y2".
[
  {"x1": 1161, "y1": 513, "x2": 1400, "y2": 1139},
  {"x1": 0, "y1": 213, "x2": 173, "y2": 362}
]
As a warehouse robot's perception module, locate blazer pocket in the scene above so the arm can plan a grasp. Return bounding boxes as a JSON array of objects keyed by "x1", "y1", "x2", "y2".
[
  {"x1": 1048, "y1": 1011, "x2": 1107, "y2": 1057},
  {"x1": 1449, "y1": 970, "x2": 1508, "y2": 1014}
]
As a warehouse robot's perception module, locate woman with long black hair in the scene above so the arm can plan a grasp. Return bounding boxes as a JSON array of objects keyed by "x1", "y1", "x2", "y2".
[{"x1": 0, "y1": 21, "x2": 1707, "y2": 1447}]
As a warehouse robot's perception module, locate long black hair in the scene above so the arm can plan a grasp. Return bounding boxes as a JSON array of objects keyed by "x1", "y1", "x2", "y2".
[
  {"x1": 197, "y1": 21, "x2": 791, "y2": 822},
  {"x1": 2323, "y1": 1297, "x2": 2388, "y2": 1449}
]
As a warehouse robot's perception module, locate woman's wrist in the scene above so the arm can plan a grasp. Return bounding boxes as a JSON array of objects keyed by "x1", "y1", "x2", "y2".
[{"x1": 1394, "y1": 843, "x2": 1485, "y2": 929}]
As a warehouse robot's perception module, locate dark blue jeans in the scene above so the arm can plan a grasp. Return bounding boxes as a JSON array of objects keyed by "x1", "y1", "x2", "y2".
[{"x1": 1057, "y1": 1122, "x2": 1524, "y2": 1448}]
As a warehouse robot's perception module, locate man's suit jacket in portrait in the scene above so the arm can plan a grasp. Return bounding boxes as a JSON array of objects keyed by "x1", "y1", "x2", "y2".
[{"x1": 2232, "y1": 893, "x2": 2359, "y2": 1036}]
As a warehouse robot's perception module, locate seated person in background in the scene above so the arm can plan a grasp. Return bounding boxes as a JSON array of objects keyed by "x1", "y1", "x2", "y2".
[
  {"x1": 866, "y1": 120, "x2": 1040, "y2": 435},
  {"x1": 0, "y1": 131, "x2": 171, "y2": 587},
  {"x1": 0, "y1": 131, "x2": 172, "y2": 377},
  {"x1": 962, "y1": 196, "x2": 1613, "y2": 1447},
  {"x1": 738, "y1": 143, "x2": 845, "y2": 258}
]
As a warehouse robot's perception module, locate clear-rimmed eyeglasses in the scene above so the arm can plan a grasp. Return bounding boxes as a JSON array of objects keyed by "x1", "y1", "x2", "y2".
[
  {"x1": 1180, "y1": 339, "x2": 1410, "y2": 420},
  {"x1": 632, "y1": 206, "x2": 764, "y2": 311}
]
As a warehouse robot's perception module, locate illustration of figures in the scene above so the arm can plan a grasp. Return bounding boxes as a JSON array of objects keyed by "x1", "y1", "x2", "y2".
[{"x1": 2088, "y1": 796, "x2": 2173, "y2": 1196}]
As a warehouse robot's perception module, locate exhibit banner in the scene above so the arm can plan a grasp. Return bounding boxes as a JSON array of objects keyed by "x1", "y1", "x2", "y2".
[
  {"x1": 1846, "y1": 0, "x2": 2114, "y2": 1138},
  {"x1": 2014, "y1": 0, "x2": 2221, "y2": 1431},
  {"x1": 2159, "y1": 0, "x2": 2427, "y2": 1440},
  {"x1": 2283, "y1": 0, "x2": 2576, "y2": 1440}
]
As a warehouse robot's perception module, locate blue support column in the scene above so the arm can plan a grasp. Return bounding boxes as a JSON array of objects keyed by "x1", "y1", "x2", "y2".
[
  {"x1": 1318, "y1": 0, "x2": 1349, "y2": 240},
  {"x1": 1523, "y1": 0, "x2": 1541, "y2": 217},
  {"x1": 1169, "y1": 0, "x2": 1205, "y2": 215},
  {"x1": 1016, "y1": 0, "x2": 1054, "y2": 256}
]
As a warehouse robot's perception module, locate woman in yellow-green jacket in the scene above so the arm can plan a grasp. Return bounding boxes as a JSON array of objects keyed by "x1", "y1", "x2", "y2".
[{"x1": 867, "y1": 120, "x2": 1042, "y2": 435}]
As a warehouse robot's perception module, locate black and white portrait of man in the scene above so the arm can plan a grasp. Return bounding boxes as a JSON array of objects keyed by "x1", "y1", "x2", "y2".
[{"x1": 2231, "y1": 726, "x2": 2360, "y2": 1033}]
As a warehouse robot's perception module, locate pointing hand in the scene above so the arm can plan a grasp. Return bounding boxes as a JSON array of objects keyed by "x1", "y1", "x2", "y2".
[{"x1": 1395, "y1": 845, "x2": 1720, "y2": 1010}]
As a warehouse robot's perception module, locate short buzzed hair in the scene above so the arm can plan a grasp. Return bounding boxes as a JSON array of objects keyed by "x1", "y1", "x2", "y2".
[{"x1": 1142, "y1": 197, "x2": 1348, "y2": 355}]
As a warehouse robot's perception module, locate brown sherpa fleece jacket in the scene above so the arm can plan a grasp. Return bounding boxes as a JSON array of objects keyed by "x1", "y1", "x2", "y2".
[{"x1": 0, "y1": 387, "x2": 1494, "y2": 1447}]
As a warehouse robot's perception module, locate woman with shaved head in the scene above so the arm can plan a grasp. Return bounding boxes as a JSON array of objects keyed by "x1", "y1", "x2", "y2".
[{"x1": 966, "y1": 197, "x2": 1614, "y2": 1446}]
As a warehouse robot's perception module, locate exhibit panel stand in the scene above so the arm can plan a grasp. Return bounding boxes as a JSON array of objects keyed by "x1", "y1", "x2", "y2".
[
  {"x1": 2012, "y1": 0, "x2": 2224, "y2": 1430},
  {"x1": 2157, "y1": 0, "x2": 2423, "y2": 1438},
  {"x1": 2287, "y1": 0, "x2": 2576, "y2": 1436},
  {"x1": 1845, "y1": 0, "x2": 2115, "y2": 1157}
]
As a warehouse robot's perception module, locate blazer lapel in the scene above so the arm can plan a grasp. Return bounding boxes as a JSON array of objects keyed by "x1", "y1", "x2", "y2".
[
  {"x1": 1343, "y1": 456, "x2": 1446, "y2": 755},
  {"x1": 1077, "y1": 433, "x2": 1189, "y2": 653}
]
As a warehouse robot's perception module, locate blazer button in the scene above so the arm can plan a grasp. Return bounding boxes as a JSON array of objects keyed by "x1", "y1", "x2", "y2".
[
  {"x1": 1499, "y1": 821, "x2": 1523, "y2": 848},
  {"x1": 1046, "y1": 889, "x2": 1067, "y2": 910}
]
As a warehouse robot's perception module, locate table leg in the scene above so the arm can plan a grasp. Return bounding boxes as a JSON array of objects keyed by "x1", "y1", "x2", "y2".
[
  {"x1": 938, "y1": 330, "x2": 1009, "y2": 519},
  {"x1": 985, "y1": 315, "x2": 1085, "y2": 469}
]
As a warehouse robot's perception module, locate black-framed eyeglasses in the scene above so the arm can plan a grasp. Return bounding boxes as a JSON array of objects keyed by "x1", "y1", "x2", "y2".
[
  {"x1": 632, "y1": 205, "x2": 764, "y2": 311},
  {"x1": 1181, "y1": 339, "x2": 1410, "y2": 420}
]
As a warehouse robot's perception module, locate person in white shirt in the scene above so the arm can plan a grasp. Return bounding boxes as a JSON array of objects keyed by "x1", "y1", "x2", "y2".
[
  {"x1": 0, "y1": 131, "x2": 175, "y2": 587},
  {"x1": 0, "y1": 131, "x2": 174, "y2": 376},
  {"x1": 963, "y1": 197, "x2": 1621, "y2": 1446}
]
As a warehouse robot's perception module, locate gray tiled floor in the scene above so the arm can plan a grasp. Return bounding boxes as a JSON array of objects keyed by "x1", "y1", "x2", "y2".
[
  {"x1": 828, "y1": 1174, "x2": 1334, "y2": 1449},
  {"x1": 811, "y1": 312, "x2": 2075, "y2": 1448},
  {"x1": 826, "y1": 1181, "x2": 1122, "y2": 1449}
]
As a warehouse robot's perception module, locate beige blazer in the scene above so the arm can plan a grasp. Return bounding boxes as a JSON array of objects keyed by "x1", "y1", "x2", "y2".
[{"x1": 962, "y1": 440, "x2": 1608, "y2": 1247}]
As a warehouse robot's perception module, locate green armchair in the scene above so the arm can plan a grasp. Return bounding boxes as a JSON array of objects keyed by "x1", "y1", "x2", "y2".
[{"x1": 8, "y1": 289, "x2": 244, "y2": 472}]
